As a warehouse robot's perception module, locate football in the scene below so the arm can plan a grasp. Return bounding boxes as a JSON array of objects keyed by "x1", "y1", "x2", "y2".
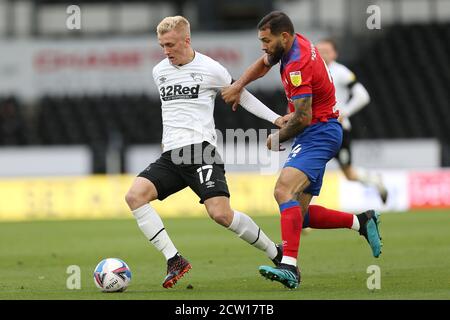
[{"x1": 93, "y1": 258, "x2": 132, "y2": 292}]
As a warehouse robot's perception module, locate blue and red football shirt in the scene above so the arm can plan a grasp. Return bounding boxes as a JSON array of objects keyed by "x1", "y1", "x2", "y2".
[{"x1": 280, "y1": 33, "x2": 338, "y2": 124}]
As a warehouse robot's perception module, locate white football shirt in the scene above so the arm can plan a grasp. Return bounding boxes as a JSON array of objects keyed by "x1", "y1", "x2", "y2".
[
  {"x1": 153, "y1": 51, "x2": 232, "y2": 153},
  {"x1": 329, "y1": 61, "x2": 356, "y2": 130}
]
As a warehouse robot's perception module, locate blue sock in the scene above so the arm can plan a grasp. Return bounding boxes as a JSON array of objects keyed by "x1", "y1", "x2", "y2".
[{"x1": 279, "y1": 200, "x2": 300, "y2": 213}]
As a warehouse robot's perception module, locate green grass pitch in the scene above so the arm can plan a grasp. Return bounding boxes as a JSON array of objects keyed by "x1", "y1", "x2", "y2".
[{"x1": 0, "y1": 210, "x2": 449, "y2": 300}]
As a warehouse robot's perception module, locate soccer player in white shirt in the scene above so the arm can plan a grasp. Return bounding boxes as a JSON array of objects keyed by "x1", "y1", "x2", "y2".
[
  {"x1": 317, "y1": 39, "x2": 388, "y2": 203},
  {"x1": 125, "y1": 16, "x2": 287, "y2": 289}
]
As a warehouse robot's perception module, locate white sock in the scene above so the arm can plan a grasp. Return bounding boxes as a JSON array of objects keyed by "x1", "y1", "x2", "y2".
[
  {"x1": 351, "y1": 215, "x2": 360, "y2": 231},
  {"x1": 281, "y1": 256, "x2": 297, "y2": 266},
  {"x1": 228, "y1": 210, "x2": 278, "y2": 260},
  {"x1": 132, "y1": 204, "x2": 178, "y2": 260}
]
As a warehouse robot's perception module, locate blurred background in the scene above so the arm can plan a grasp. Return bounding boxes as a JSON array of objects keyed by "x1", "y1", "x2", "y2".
[{"x1": 0, "y1": 0, "x2": 449, "y2": 221}]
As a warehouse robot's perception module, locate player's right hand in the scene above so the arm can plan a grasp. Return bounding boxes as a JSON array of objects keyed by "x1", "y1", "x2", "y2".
[{"x1": 221, "y1": 84, "x2": 242, "y2": 111}]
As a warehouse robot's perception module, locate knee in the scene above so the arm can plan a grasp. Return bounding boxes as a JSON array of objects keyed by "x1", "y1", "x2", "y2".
[
  {"x1": 342, "y1": 167, "x2": 357, "y2": 180},
  {"x1": 343, "y1": 171, "x2": 354, "y2": 180},
  {"x1": 125, "y1": 189, "x2": 149, "y2": 210},
  {"x1": 207, "y1": 205, "x2": 233, "y2": 227},
  {"x1": 274, "y1": 185, "x2": 292, "y2": 205}
]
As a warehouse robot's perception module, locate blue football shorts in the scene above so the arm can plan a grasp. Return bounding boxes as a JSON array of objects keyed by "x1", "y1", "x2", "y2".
[{"x1": 283, "y1": 118, "x2": 343, "y2": 196}]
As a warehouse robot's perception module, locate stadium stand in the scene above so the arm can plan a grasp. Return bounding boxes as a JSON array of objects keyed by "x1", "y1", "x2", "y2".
[
  {"x1": 0, "y1": 96, "x2": 29, "y2": 145},
  {"x1": 350, "y1": 23, "x2": 450, "y2": 142},
  {"x1": 1, "y1": 23, "x2": 449, "y2": 170}
]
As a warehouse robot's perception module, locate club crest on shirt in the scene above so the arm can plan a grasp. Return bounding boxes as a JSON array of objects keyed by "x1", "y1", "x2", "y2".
[
  {"x1": 289, "y1": 71, "x2": 302, "y2": 87},
  {"x1": 190, "y1": 73, "x2": 203, "y2": 82}
]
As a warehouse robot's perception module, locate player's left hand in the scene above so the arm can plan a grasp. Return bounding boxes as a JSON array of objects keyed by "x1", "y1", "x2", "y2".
[
  {"x1": 267, "y1": 133, "x2": 285, "y2": 151},
  {"x1": 274, "y1": 114, "x2": 292, "y2": 128}
]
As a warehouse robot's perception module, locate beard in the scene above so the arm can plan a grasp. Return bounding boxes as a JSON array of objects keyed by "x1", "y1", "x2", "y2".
[{"x1": 267, "y1": 42, "x2": 284, "y2": 65}]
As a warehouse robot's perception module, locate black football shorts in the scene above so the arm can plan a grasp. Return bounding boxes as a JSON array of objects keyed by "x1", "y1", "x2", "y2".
[
  {"x1": 335, "y1": 128, "x2": 352, "y2": 167},
  {"x1": 138, "y1": 141, "x2": 230, "y2": 204}
]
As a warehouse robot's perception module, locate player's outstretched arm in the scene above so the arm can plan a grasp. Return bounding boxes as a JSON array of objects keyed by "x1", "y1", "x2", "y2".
[
  {"x1": 221, "y1": 54, "x2": 273, "y2": 111},
  {"x1": 267, "y1": 97, "x2": 312, "y2": 150},
  {"x1": 238, "y1": 89, "x2": 286, "y2": 127},
  {"x1": 341, "y1": 82, "x2": 370, "y2": 118}
]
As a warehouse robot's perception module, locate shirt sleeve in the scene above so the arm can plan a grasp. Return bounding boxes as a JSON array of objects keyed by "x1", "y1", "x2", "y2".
[
  {"x1": 152, "y1": 66, "x2": 159, "y2": 87},
  {"x1": 208, "y1": 61, "x2": 233, "y2": 90},
  {"x1": 340, "y1": 65, "x2": 357, "y2": 87},
  {"x1": 286, "y1": 59, "x2": 313, "y2": 100}
]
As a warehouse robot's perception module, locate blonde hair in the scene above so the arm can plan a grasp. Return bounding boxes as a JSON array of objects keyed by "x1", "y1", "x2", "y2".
[{"x1": 156, "y1": 16, "x2": 191, "y2": 37}]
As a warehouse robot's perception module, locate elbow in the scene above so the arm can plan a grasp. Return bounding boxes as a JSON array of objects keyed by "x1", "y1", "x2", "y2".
[
  {"x1": 356, "y1": 83, "x2": 371, "y2": 105},
  {"x1": 362, "y1": 93, "x2": 370, "y2": 107},
  {"x1": 362, "y1": 89, "x2": 371, "y2": 105}
]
